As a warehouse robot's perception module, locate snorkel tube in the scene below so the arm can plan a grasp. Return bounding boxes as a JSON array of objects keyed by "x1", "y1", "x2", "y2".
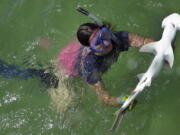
[
  {"x1": 76, "y1": 7, "x2": 104, "y2": 27},
  {"x1": 76, "y1": 7, "x2": 121, "y2": 46}
]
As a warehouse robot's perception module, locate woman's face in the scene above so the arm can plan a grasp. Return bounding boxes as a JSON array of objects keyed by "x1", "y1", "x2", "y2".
[{"x1": 89, "y1": 28, "x2": 113, "y2": 56}]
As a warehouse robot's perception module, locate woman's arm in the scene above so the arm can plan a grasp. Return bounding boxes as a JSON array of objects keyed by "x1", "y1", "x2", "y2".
[
  {"x1": 128, "y1": 32, "x2": 155, "y2": 48},
  {"x1": 89, "y1": 81, "x2": 120, "y2": 106}
]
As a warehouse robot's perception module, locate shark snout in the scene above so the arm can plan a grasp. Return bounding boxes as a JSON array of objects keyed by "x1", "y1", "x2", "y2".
[{"x1": 162, "y1": 13, "x2": 180, "y2": 30}]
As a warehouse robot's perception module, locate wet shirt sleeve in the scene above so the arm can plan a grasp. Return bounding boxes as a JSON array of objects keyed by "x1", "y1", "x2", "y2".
[
  {"x1": 81, "y1": 54, "x2": 101, "y2": 85},
  {"x1": 114, "y1": 31, "x2": 129, "y2": 51}
]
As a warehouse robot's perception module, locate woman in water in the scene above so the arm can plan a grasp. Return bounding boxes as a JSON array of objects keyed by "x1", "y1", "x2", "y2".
[
  {"x1": 57, "y1": 22, "x2": 155, "y2": 106},
  {"x1": 0, "y1": 21, "x2": 154, "y2": 108}
]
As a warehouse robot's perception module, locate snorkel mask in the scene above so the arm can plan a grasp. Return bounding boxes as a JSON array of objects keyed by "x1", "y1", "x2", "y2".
[
  {"x1": 76, "y1": 7, "x2": 120, "y2": 53},
  {"x1": 90, "y1": 27, "x2": 113, "y2": 53}
]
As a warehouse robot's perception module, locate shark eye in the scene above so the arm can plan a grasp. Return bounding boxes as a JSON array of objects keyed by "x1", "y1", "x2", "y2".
[
  {"x1": 172, "y1": 24, "x2": 175, "y2": 28},
  {"x1": 171, "y1": 23, "x2": 175, "y2": 28}
]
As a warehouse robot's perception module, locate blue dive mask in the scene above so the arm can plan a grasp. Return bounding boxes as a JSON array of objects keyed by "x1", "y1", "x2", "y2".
[{"x1": 90, "y1": 27, "x2": 113, "y2": 53}]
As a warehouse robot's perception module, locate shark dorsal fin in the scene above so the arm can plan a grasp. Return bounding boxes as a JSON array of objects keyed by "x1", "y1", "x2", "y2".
[{"x1": 137, "y1": 73, "x2": 144, "y2": 80}]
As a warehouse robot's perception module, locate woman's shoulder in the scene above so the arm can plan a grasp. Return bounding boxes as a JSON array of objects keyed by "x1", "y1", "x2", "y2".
[
  {"x1": 113, "y1": 31, "x2": 130, "y2": 51},
  {"x1": 114, "y1": 31, "x2": 129, "y2": 39}
]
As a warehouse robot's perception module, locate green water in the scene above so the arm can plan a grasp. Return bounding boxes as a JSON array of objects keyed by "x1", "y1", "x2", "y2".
[{"x1": 0, "y1": 0, "x2": 180, "y2": 134}]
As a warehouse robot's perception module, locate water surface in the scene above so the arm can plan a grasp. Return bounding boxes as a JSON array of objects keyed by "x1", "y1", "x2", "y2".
[{"x1": 0, "y1": 0, "x2": 180, "y2": 135}]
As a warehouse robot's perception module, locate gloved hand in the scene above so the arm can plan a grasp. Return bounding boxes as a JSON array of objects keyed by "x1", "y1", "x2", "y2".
[
  {"x1": 119, "y1": 95, "x2": 135, "y2": 111},
  {"x1": 119, "y1": 95, "x2": 129, "y2": 105}
]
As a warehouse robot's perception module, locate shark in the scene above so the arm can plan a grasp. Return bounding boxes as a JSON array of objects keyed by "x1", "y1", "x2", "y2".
[{"x1": 110, "y1": 13, "x2": 180, "y2": 131}]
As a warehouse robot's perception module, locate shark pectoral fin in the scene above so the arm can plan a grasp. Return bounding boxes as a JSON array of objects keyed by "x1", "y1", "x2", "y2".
[
  {"x1": 164, "y1": 45, "x2": 174, "y2": 68},
  {"x1": 139, "y1": 42, "x2": 158, "y2": 55},
  {"x1": 137, "y1": 73, "x2": 144, "y2": 80}
]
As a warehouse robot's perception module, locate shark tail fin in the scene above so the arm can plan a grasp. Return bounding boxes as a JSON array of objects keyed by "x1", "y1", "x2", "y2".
[
  {"x1": 164, "y1": 44, "x2": 174, "y2": 68},
  {"x1": 139, "y1": 41, "x2": 159, "y2": 55},
  {"x1": 110, "y1": 109, "x2": 125, "y2": 131}
]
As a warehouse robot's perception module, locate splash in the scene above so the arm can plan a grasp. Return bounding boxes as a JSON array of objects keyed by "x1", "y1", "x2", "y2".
[
  {"x1": 48, "y1": 41, "x2": 83, "y2": 113},
  {"x1": 48, "y1": 71, "x2": 76, "y2": 113}
]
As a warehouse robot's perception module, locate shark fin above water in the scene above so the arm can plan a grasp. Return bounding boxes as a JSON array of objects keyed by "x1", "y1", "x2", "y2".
[{"x1": 137, "y1": 73, "x2": 144, "y2": 80}]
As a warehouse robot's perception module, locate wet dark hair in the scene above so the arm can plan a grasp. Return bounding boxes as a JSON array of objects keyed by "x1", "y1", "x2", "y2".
[{"x1": 76, "y1": 23, "x2": 99, "y2": 46}]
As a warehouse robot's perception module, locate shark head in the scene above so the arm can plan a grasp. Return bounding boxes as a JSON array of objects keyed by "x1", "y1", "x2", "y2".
[{"x1": 162, "y1": 13, "x2": 180, "y2": 30}]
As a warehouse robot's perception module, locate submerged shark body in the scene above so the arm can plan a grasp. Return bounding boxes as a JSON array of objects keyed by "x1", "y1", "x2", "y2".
[{"x1": 111, "y1": 13, "x2": 180, "y2": 131}]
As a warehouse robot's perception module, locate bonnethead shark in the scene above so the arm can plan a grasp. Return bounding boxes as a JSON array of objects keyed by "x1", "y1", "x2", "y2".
[{"x1": 110, "y1": 13, "x2": 180, "y2": 131}]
